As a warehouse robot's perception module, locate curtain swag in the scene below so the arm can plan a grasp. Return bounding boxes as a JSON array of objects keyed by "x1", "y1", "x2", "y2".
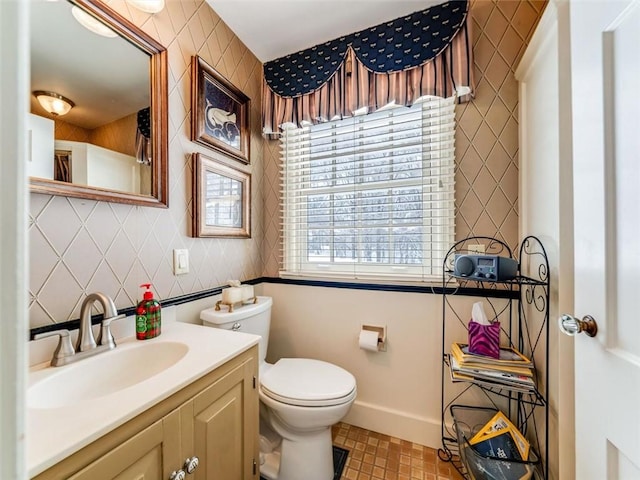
[{"x1": 262, "y1": 0, "x2": 474, "y2": 138}]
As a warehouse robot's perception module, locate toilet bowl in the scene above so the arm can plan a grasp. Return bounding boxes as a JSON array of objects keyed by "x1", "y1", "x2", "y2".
[{"x1": 201, "y1": 296, "x2": 356, "y2": 480}]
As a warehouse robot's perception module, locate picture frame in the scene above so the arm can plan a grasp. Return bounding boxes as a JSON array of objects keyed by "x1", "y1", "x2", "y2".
[
  {"x1": 192, "y1": 153, "x2": 251, "y2": 238},
  {"x1": 191, "y1": 56, "x2": 251, "y2": 164}
]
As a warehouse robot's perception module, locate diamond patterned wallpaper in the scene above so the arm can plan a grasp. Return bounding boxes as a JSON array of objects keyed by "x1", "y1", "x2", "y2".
[
  {"x1": 29, "y1": 0, "x2": 264, "y2": 328},
  {"x1": 455, "y1": 0, "x2": 545, "y2": 251},
  {"x1": 261, "y1": 0, "x2": 546, "y2": 276}
]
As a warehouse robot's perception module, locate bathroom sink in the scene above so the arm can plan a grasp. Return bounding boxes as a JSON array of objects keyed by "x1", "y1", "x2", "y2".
[{"x1": 28, "y1": 341, "x2": 189, "y2": 409}]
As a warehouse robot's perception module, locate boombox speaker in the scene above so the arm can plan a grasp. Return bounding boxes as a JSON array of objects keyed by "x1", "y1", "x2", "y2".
[{"x1": 453, "y1": 254, "x2": 518, "y2": 282}]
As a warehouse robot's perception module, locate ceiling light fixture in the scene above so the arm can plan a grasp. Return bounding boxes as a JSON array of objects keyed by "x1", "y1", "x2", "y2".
[
  {"x1": 33, "y1": 91, "x2": 75, "y2": 116},
  {"x1": 71, "y1": 6, "x2": 118, "y2": 38},
  {"x1": 126, "y1": 0, "x2": 165, "y2": 14}
]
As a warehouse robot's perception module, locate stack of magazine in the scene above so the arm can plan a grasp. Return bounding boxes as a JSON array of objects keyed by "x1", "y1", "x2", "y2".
[{"x1": 449, "y1": 342, "x2": 535, "y2": 393}]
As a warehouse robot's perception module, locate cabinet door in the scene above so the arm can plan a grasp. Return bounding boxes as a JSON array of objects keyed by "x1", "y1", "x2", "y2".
[
  {"x1": 68, "y1": 420, "x2": 166, "y2": 480},
  {"x1": 192, "y1": 355, "x2": 258, "y2": 480}
]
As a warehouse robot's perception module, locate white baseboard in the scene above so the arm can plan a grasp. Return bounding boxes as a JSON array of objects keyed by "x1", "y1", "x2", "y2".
[{"x1": 342, "y1": 400, "x2": 442, "y2": 449}]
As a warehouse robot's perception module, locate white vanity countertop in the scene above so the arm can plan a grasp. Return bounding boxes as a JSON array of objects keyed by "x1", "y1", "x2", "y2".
[{"x1": 27, "y1": 320, "x2": 259, "y2": 477}]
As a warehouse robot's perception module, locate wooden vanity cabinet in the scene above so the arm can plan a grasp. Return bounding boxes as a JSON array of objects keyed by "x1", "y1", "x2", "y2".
[
  {"x1": 66, "y1": 419, "x2": 167, "y2": 480},
  {"x1": 192, "y1": 352, "x2": 258, "y2": 479},
  {"x1": 33, "y1": 345, "x2": 259, "y2": 480}
]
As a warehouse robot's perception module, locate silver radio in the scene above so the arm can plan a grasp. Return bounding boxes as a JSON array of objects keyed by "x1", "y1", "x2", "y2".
[{"x1": 453, "y1": 254, "x2": 518, "y2": 282}]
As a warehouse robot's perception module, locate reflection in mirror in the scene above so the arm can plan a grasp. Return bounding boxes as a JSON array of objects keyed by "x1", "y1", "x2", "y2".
[{"x1": 29, "y1": 0, "x2": 168, "y2": 207}]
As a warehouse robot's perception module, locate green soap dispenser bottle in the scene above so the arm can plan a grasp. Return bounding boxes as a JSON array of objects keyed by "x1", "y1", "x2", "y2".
[{"x1": 136, "y1": 283, "x2": 161, "y2": 340}]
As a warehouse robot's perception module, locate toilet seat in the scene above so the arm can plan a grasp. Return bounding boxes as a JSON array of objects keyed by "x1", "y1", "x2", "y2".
[{"x1": 260, "y1": 358, "x2": 356, "y2": 407}]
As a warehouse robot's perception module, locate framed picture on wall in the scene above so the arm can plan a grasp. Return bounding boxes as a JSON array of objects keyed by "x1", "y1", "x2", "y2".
[
  {"x1": 191, "y1": 153, "x2": 251, "y2": 238},
  {"x1": 191, "y1": 56, "x2": 251, "y2": 164}
]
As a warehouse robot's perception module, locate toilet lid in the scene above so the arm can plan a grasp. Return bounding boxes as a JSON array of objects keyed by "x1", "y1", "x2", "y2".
[{"x1": 260, "y1": 358, "x2": 356, "y2": 407}]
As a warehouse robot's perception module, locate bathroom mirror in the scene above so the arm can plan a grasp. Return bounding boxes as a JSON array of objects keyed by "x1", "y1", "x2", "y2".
[{"x1": 29, "y1": 0, "x2": 168, "y2": 207}]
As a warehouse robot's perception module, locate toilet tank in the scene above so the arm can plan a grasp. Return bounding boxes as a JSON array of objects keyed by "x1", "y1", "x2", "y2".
[{"x1": 200, "y1": 296, "x2": 272, "y2": 364}]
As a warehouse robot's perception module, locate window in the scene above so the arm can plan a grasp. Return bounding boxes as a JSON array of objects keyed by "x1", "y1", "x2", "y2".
[{"x1": 280, "y1": 96, "x2": 456, "y2": 282}]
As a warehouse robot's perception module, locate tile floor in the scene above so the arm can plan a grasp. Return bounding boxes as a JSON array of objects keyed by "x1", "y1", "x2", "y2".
[{"x1": 331, "y1": 422, "x2": 464, "y2": 480}]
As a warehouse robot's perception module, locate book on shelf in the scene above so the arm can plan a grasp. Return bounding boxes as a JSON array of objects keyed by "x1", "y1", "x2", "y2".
[
  {"x1": 465, "y1": 455, "x2": 535, "y2": 480},
  {"x1": 456, "y1": 361, "x2": 534, "y2": 378},
  {"x1": 507, "y1": 425, "x2": 531, "y2": 462},
  {"x1": 450, "y1": 342, "x2": 535, "y2": 378},
  {"x1": 465, "y1": 411, "x2": 533, "y2": 480},
  {"x1": 449, "y1": 369, "x2": 535, "y2": 394},
  {"x1": 470, "y1": 411, "x2": 513, "y2": 443},
  {"x1": 451, "y1": 342, "x2": 533, "y2": 368},
  {"x1": 472, "y1": 428, "x2": 523, "y2": 460},
  {"x1": 465, "y1": 433, "x2": 535, "y2": 480},
  {"x1": 470, "y1": 411, "x2": 531, "y2": 460},
  {"x1": 449, "y1": 356, "x2": 536, "y2": 391}
]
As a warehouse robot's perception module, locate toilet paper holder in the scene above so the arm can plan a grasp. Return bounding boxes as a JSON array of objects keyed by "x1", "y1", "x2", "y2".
[{"x1": 361, "y1": 324, "x2": 387, "y2": 351}]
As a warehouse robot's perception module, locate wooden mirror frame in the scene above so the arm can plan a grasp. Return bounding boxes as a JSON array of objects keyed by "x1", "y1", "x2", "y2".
[{"x1": 29, "y1": 0, "x2": 169, "y2": 208}]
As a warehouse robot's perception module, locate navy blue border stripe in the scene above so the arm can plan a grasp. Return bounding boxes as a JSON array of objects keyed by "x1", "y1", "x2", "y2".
[{"x1": 29, "y1": 276, "x2": 516, "y2": 340}]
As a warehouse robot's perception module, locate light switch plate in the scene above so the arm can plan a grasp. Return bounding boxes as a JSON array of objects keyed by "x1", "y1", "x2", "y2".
[{"x1": 173, "y1": 249, "x2": 189, "y2": 275}]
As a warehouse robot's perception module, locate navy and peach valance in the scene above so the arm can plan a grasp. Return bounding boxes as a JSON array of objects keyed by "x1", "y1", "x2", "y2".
[{"x1": 262, "y1": 1, "x2": 474, "y2": 137}]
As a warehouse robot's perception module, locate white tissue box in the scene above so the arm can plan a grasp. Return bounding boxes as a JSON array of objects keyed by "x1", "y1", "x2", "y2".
[
  {"x1": 241, "y1": 285, "x2": 254, "y2": 301},
  {"x1": 221, "y1": 287, "x2": 242, "y2": 304}
]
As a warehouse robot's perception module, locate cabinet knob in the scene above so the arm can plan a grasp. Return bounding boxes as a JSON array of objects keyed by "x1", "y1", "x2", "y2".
[
  {"x1": 184, "y1": 456, "x2": 199, "y2": 474},
  {"x1": 169, "y1": 470, "x2": 186, "y2": 480},
  {"x1": 558, "y1": 314, "x2": 598, "y2": 337}
]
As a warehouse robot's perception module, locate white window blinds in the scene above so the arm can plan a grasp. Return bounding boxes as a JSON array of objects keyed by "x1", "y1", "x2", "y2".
[{"x1": 280, "y1": 96, "x2": 456, "y2": 282}]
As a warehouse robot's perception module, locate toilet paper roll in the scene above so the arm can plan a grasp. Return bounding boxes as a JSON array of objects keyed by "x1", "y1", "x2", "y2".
[{"x1": 359, "y1": 329, "x2": 380, "y2": 352}]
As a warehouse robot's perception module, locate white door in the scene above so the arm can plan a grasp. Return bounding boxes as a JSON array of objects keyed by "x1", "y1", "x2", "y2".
[
  {"x1": 0, "y1": 1, "x2": 29, "y2": 479},
  {"x1": 567, "y1": 0, "x2": 640, "y2": 478}
]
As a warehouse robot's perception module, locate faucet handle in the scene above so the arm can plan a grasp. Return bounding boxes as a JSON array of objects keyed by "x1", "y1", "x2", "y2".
[
  {"x1": 34, "y1": 329, "x2": 75, "y2": 367},
  {"x1": 97, "y1": 314, "x2": 125, "y2": 349}
]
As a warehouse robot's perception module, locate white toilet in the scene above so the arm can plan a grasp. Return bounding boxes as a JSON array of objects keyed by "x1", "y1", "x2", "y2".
[{"x1": 200, "y1": 296, "x2": 357, "y2": 480}]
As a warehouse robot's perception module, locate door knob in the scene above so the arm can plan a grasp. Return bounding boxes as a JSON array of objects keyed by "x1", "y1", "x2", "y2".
[{"x1": 559, "y1": 314, "x2": 598, "y2": 337}]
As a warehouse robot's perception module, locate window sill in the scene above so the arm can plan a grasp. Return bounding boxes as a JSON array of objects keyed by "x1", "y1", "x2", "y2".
[{"x1": 266, "y1": 276, "x2": 518, "y2": 299}]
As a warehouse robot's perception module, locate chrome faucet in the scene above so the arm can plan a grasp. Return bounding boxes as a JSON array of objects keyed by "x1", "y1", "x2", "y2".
[{"x1": 35, "y1": 292, "x2": 123, "y2": 367}]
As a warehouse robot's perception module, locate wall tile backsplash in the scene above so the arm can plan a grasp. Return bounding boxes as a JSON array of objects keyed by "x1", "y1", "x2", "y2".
[
  {"x1": 29, "y1": 0, "x2": 264, "y2": 328},
  {"x1": 29, "y1": 0, "x2": 545, "y2": 328}
]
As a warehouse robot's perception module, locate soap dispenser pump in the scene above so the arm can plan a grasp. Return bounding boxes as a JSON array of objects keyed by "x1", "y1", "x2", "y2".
[{"x1": 136, "y1": 283, "x2": 161, "y2": 340}]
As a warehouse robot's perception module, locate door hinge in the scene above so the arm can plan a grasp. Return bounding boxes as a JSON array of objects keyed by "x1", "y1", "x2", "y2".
[
  {"x1": 253, "y1": 458, "x2": 257, "y2": 475},
  {"x1": 253, "y1": 375, "x2": 256, "y2": 389}
]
